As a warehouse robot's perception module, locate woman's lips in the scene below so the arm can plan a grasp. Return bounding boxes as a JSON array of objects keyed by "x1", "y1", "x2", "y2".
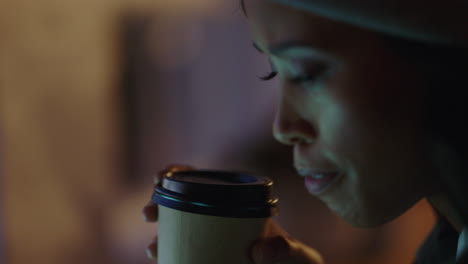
[{"x1": 296, "y1": 168, "x2": 343, "y2": 195}]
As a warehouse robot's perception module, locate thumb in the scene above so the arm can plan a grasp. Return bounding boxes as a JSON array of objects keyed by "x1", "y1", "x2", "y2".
[
  {"x1": 251, "y1": 236, "x2": 324, "y2": 264},
  {"x1": 251, "y1": 236, "x2": 290, "y2": 263}
]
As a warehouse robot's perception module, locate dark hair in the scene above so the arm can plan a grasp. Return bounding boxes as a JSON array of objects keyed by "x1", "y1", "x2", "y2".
[
  {"x1": 386, "y1": 38, "x2": 468, "y2": 142},
  {"x1": 393, "y1": 39, "x2": 468, "y2": 225}
]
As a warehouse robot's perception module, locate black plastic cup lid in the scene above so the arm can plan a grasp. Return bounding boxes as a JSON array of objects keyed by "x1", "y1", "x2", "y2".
[{"x1": 152, "y1": 170, "x2": 279, "y2": 218}]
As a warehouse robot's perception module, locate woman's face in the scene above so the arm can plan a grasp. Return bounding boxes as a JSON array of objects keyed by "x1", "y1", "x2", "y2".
[{"x1": 246, "y1": 0, "x2": 439, "y2": 227}]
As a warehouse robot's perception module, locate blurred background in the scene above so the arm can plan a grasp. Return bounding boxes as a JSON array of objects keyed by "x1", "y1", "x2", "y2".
[{"x1": 0, "y1": 0, "x2": 437, "y2": 263}]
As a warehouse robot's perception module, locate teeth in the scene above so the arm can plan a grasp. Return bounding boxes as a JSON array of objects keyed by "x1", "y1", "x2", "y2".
[
  {"x1": 296, "y1": 168, "x2": 338, "y2": 179},
  {"x1": 312, "y1": 174, "x2": 324, "y2": 179}
]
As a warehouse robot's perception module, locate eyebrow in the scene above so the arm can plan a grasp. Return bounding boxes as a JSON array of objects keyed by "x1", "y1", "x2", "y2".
[{"x1": 240, "y1": 0, "x2": 247, "y2": 16}]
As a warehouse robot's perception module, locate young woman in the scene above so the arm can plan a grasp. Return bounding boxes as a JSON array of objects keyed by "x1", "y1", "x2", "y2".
[{"x1": 143, "y1": 1, "x2": 468, "y2": 263}]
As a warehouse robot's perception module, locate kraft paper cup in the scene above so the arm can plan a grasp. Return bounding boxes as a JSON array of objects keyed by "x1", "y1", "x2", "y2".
[{"x1": 152, "y1": 170, "x2": 279, "y2": 264}]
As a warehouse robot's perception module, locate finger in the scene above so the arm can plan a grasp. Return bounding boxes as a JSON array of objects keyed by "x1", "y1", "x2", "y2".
[
  {"x1": 142, "y1": 201, "x2": 158, "y2": 222},
  {"x1": 251, "y1": 236, "x2": 291, "y2": 264},
  {"x1": 146, "y1": 241, "x2": 158, "y2": 260},
  {"x1": 251, "y1": 236, "x2": 323, "y2": 264},
  {"x1": 165, "y1": 164, "x2": 194, "y2": 171},
  {"x1": 265, "y1": 219, "x2": 289, "y2": 237}
]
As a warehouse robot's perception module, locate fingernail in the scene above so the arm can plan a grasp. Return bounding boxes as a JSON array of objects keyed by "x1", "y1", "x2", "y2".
[
  {"x1": 146, "y1": 248, "x2": 154, "y2": 259},
  {"x1": 142, "y1": 205, "x2": 150, "y2": 222}
]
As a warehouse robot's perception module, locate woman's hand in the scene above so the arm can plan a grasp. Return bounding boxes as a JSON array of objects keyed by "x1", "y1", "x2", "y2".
[
  {"x1": 250, "y1": 220, "x2": 324, "y2": 264},
  {"x1": 142, "y1": 165, "x2": 193, "y2": 260}
]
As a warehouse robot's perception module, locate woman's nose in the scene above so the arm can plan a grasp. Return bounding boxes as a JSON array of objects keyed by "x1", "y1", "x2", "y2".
[{"x1": 272, "y1": 98, "x2": 318, "y2": 146}]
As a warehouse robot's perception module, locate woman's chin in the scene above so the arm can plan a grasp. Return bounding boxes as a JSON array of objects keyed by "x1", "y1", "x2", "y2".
[{"x1": 330, "y1": 205, "x2": 400, "y2": 228}]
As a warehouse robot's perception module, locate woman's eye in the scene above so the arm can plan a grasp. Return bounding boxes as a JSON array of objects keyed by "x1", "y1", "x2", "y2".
[
  {"x1": 288, "y1": 63, "x2": 328, "y2": 85},
  {"x1": 259, "y1": 58, "x2": 278, "y2": 81}
]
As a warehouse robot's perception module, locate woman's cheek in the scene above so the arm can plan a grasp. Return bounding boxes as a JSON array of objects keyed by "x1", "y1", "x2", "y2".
[
  {"x1": 320, "y1": 98, "x2": 357, "y2": 153},
  {"x1": 319, "y1": 96, "x2": 378, "y2": 180}
]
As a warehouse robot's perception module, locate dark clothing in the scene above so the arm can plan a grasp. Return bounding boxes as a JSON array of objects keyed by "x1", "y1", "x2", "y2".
[{"x1": 414, "y1": 217, "x2": 458, "y2": 264}]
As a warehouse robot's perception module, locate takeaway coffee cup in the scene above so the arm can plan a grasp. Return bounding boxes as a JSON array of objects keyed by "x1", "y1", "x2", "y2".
[{"x1": 152, "y1": 169, "x2": 279, "y2": 264}]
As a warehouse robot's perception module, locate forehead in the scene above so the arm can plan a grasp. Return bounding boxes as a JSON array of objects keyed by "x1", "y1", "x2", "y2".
[{"x1": 244, "y1": 0, "x2": 380, "y2": 55}]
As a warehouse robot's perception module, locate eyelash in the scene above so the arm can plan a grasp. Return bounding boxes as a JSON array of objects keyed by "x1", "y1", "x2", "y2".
[
  {"x1": 259, "y1": 71, "x2": 278, "y2": 81},
  {"x1": 257, "y1": 59, "x2": 327, "y2": 84}
]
